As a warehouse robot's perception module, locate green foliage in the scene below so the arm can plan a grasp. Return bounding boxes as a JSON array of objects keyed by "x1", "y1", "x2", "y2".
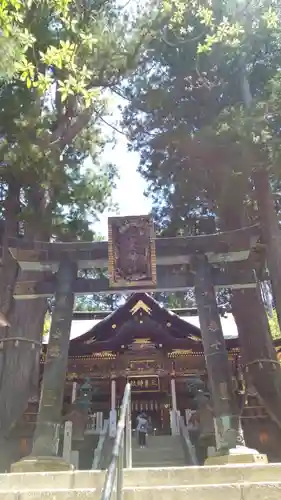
[
  {"x1": 75, "y1": 267, "x2": 123, "y2": 311},
  {"x1": 0, "y1": 78, "x2": 116, "y2": 239},
  {"x1": 42, "y1": 312, "x2": 51, "y2": 339},
  {"x1": 268, "y1": 310, "x2": 281, "y2": 340},
  {"x1": 0, "y1": 0, "x2": 156, "y2": 105},
  {"x1": 0, "y1": 0, "x2": 35, "y2": 79},
  {"x1": 161, "y1": 0, "x2": 245, "y2": 53},
  {"x1": 0, "y1": 0, "x2": 156, "y2": 241},
  {"x1": 74, "y1": 293, "x2": 121, "y2": 312},
  {"x1": 122, "y1": 0, "x2": 281, "y2": 231}
]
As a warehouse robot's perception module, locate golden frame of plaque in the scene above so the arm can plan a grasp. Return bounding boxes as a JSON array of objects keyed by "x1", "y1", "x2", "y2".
[
  {"x1": 127, "y1": 374, "x2": 160, "y2": 392},
  {"x1": 108, "y1": 215, "x2": 156, "y2": 288}
]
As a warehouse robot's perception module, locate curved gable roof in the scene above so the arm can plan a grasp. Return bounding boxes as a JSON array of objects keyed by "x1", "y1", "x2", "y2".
[{"x1": 69, "y1": 293, "x2": 206, "y2": 355}]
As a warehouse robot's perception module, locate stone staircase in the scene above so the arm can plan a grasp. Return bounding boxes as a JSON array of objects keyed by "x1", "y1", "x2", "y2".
[
  {"x1": 2, "y1": 463, "x2": 281, "y2": 499},
  {"x1": 132, "y1": 435, "x2": 187, "y2": 467}
]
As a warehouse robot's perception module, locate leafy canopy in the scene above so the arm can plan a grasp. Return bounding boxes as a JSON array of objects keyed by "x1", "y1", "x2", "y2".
[
  {"x1": 122, "y1": 0, "x2": 281, "y2": 230},
  {"x1": 0, "y1": 0, "x2": 156, "y2": 105},
  {"x1": 0, "y1": 0, "x2": 157, "y2": 241}
]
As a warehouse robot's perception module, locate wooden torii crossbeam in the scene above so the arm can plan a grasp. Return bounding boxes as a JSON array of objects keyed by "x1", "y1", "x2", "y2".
[
  {"x1": 14, "y1": 263, "x2": 261, "y2": 298},
  {"x1": 8, "y1": 224, "x2": 260, "y2": 272},
  {"x1": 8, "y1": 224, "x2": 261, "y2": 298}
]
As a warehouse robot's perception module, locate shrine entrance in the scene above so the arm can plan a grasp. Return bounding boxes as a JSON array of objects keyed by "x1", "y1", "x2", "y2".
[
  {"x1": 128, "y1": 376, "x2": 170, "y2": 434},
  {"x1": 131, "y1": 398, "x2": 170, "y2": 435}
]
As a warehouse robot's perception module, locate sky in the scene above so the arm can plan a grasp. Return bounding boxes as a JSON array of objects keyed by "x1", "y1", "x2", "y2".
[
  {"x1": 90, "y1": 0, "x2": 154, "y2": 239},
  {"x1": 93, "y1": 95, "x2": 152, "y2": 238}
]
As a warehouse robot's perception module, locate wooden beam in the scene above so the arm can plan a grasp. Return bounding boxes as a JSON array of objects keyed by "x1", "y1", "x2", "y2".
[
  {"x1": 13, "y1": 263, "x2": 258, "y2": 299},
  {"x1": 8, "y1": 225, "x2": 260, "y2": 271}
]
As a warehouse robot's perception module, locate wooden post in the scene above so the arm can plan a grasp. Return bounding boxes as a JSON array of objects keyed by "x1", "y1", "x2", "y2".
[
  {"x1": 192, "y1": 253, "x2": 243, "y2": 452},
  {"x1": 32, "y1": 258, "x2": 77, "y2": 458}
]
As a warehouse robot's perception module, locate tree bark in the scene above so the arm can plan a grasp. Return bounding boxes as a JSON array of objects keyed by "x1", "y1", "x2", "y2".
[
  {"x1": 231, "y1": 286, "x2": 281, "y2": 428},
  {"x1": 219, "y1": 195, "x2": 281, "y2": 428},
  {"x1": 0, "y1": 181, "x2": 47, "y2": 439},
  {"x1": 0, "y1": 179, "x2": 20, "y2": 323},
  {"x1": 0, "y1": 292, "x2": 46, "y2": 437},
  {"x1": 252, "y1": 168, "x2": 281, "y2": 330}
]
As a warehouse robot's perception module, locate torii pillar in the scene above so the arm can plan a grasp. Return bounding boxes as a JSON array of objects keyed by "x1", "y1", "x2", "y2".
[
  {"x1": 192, "y1": 253, "x2": 267, "y2": 464},
  {"x1": 11, "y1": 257, "x2": 77, "y2": 472}
]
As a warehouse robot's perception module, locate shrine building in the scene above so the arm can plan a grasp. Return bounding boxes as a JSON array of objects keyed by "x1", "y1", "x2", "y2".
[
  {"x1": 48, "y1": 292, "x2": 281, "y2": 458},
  {"x1": 13, "y1": 291, "x2": 281, "y2": 465}
]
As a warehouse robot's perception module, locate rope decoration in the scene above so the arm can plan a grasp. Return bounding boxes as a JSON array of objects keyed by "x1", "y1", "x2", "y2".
[
  {"x1": 243, "y1": 359, "x2": 280, "y2": 371},
  {"x1": 0, "y1": 337, "x2": 41, "y2": 349}
]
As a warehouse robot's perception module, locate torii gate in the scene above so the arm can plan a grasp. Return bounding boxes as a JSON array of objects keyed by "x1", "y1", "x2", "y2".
[{"x1": 8, "y1": 216, "x2": 265, "y2": 471}]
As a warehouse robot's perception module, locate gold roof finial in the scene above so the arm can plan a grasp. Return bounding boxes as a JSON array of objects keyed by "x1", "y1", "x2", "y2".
[{"x1": 130, "y1": 300, "x2": 152, "y2": 315}]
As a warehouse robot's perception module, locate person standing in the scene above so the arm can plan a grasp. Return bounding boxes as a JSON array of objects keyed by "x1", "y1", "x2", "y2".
[{"x1": 136, "y1": 413, "x2": 148, "y2": 448}]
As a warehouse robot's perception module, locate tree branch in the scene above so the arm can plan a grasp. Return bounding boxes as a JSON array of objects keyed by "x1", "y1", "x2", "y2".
[
  {"x1": 49, "y1": 106, "x2": 94, "y2": 151},
  {"x1": 161, "y1": 26, "x2": 206, "y2": 48},
  {"x1": 96, "y1": 112, "x2": 128, "y2": 136},
  {"x1": 47, "y1": 24, "x2": 151, "y2": 154}
]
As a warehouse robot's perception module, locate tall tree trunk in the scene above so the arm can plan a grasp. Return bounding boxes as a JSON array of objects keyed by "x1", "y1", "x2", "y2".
[
  {"x1": 0, "y1": 283, "x2": 46, "y2": 471},
  {"x1": 0, "y1": 293, "x2": 46, "y2": 436},
  {"x1": 0, "y1": 179, "x2": 20, "y2": 322},
  {"x1": 252, "y1": 168, "x2": 281, "y2": 330},
  {"x1": 219, "y1": 195, "x2": 281, "y2": 428},
  {"x1": 0, "y1": 182, "x2": 48, "y2": 440},
  {"x1": 240, "y1": 67, "x2": 281, "y2": 329},
  {"x1": 231, "y1": 286, "x2": 281, "y2": 427}
]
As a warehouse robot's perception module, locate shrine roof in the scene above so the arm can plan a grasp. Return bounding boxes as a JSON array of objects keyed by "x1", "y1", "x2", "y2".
[
  {"x1": 64, "y1": 292, "x2": 239, "y2": 356},
  {"x1": 67, "y1": 310, "x2": 238, "y2": 341}
]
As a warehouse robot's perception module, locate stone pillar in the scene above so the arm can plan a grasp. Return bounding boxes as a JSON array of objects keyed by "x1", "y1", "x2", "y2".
[
  {"x1": 96, "y1": 412, "x2": 103, "y2": 434},
  {"x1": 171, "y1": 378, "x2": 177, "y2": 411},
  {"x1": 32, "y1": 258, "x2": 77, "y2": 457},
  {"x1": 192, "y1": 253, "x2": 242, "y2": 453},
  {"x1": 71, "y1": 382, "x2": 78, "y2": 403},
  {"x1": 11, "y1": 258, "x2": 77, "y2": 472},
  {"x1": 111, "y1": 379, "x2": 116, "y2": 411},
  {"x1": 62, "y1": 421, "x2": 72, "y2": 462},
  {"x1": 109, "y1": 378, "x2": 117, "y2": 438},
  {"x1": 70, "y1": 450, "x2": 79, "y2": 468},
  {"x1": 170, "y1": 378, "x2": 179, "y2": 435},
  {"x1": 185, "y1": 409, "x2": 192, "y2": 426}
]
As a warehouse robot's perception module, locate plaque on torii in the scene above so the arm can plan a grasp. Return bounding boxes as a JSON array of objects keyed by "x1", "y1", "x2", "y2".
[{"x1": 108, "y1": 215, "x2": 157, "y2": 288}]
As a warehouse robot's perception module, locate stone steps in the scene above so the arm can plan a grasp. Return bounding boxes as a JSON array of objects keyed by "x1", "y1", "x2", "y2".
[
  {"x1": 3, "y1": 464, "x2": 281, "y2": 490},
  {"x1": 2, "y1": 482, "x2": 281, "y2": 500},
  {"x1": 132, "y1": 462, "x2": 186, "y2": 468},
  {"x1": 132, "y1": 435, "x2": 186, "y2": 467}
]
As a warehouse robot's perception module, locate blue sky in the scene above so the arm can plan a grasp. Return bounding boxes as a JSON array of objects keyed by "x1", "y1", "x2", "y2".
[{"x1": 93, "y1": 95, "x2": 152, "y2": 238}]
